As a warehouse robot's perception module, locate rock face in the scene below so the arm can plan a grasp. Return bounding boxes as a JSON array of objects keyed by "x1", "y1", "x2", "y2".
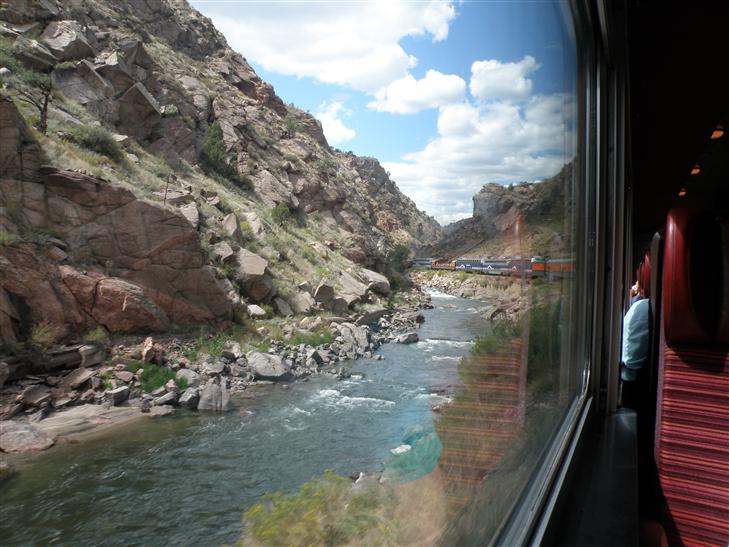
[
  {"x1": 429, "y1": 165, "x2": 570, "y2": 258},
  {"x1": 247, "y1": 351, "x2": 292, "y2": 381},
  {"x1": 0, "y1": 98, "x2": 232, "y2": 339},
  {"x1": 0, "y1": 0, "x2": 443, "y2": 341}
]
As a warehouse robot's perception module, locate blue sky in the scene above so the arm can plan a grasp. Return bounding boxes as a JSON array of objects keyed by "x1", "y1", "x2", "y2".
[{"x1": 190, "y1": 1, "x2": 576, "y2": 224}]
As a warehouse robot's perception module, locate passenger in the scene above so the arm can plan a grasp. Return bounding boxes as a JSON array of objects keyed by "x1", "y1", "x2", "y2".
[{"x1": 620, "y1": 278, "x2": 650, "y2": 407}]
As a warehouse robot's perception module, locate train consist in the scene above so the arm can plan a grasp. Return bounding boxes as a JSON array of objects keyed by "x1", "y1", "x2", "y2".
[{"x1": 413, "y1": 256, "x2": 574, "y2": 278}]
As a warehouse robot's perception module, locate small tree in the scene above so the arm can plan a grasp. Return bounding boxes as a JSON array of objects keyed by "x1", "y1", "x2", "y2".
[
  {"x1": 271, "y1": 203, "x2": 293, "y2": 227},
  {"x1": 388, "y1": 244, "x2": 410, "y2": 273},
  {"x1": 0, "y1": 39, "x2": 53, "y2": 134}
]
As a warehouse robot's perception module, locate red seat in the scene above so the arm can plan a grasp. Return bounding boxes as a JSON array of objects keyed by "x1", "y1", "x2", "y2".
[{"x1": 654, "y1": 209, "x2": 729, "y2": 547}]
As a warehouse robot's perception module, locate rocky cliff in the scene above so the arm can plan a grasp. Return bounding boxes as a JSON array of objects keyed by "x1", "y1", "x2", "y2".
[
  {"x1": 427, "y1": 164, "x2": 571, "y2": 259},
  {"x1": 0, "y1": 0, "x2": 440, "y2": 347}
]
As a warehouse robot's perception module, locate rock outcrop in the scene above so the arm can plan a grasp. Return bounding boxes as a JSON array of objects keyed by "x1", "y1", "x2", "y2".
[
  {"x1": 428, "y1": 165, "x2": 570, "y2": 259},
  {"x1": 0, "y1": 98, "x2": 231, "y2": 342}
]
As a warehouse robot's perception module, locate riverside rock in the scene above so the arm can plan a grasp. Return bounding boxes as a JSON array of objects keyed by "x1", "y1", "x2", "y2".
[
  {"x1": 397, "y1": 332, "x2": 419, "y2": 344},
  {"x1": 176, "y1": 368, "x2": 200, "y2": 387},
  {"x1": 106, "y1": 386, "x2": 129, "y2": 406},
  {"x1": 0, "y1": 421, "x2": 55, "y2": 453},
  {"x1": 360, "y1": 268, "x2": 391, "y2": 295},
  {"x1": 197, "y1": 379, "x2": 233, "y2": 412},
  {"x1": 247, "y1": 352, "x2": 292, "y2": 381},
  {"x1": 60, "y1": 368, "x2": 95, "y2": 389},
  {"x1": 179, "y1": 387, "x2": 200, "y2": 409}
]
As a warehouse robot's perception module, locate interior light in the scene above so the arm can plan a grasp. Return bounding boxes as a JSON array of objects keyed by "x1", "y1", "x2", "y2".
[
  {"x1": 690, "y1": 165, "x2": 701, "y2": 175},
  {"x1": 711, "y1": 125, "x2": 724, "y2": 139},
  {"x1": 678, "y1": 188, "x2": 687, "y2": 197}
]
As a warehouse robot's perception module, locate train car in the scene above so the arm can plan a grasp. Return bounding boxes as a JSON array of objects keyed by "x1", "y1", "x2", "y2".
[
  {"x1": 411, "y1": 257, "x2": 433, "y2": 268},
  {"x1": 431, "y1": 259, "x2": 455, "y2": 270}
]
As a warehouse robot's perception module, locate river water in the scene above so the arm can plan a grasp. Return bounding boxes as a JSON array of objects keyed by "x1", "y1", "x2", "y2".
[{"x1": 0, "y1": 290, "x2": 490, "y2": 546}]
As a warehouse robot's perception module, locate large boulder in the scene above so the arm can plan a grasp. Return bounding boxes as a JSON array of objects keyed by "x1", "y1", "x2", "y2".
[
  {"x1": 13, "y1": 36, "x2": 57, "y2": 71},
  {"x1": 40, "y1": 20, "x2": 94, "y2": 61},
  {"x1": 52, "y1": 60, "x2": 116, "y2": 122},
  {"x1": 313, "y1": 280, "x2": 334, "y2": 307},
  {"x1": 176, "y1": 368, "x2": 200, "y2": 387},
  {"x1": 339, "y1": 271, "x2": 369, "y2": 302},
  {"x1": 61, "y1": 270, "x2": 170, "y2": 332},
  {"x1": 360, "y1": 268, "x2": 390, "y2": 295},
  {"x1": 197, "y1": 379, "x2": 233, "y2": 412},
  {"x1": 117, "y1": 82, "x2": 161, "y2": 139},
  {"x1": 60, "y1": 367, "x2": 95, "y2": 390},
  {"x1": 289, "y1": 291, "x2": 316, "y2": 314},
  {"x1": 247, "y1": 351, "x2": 292, "y2": 381},
  {"x1": 178, "y1": 203, "x2": 200, "y2": 230},
  {"x1": 336, "y1": 323, "x2": 371, "y2": 355},
  {"x1": 0, "y1": 421, "x2": 55, "y2": 453},
  {"x1": 221, "y1": 213, "x2": 242, "y2": 242},
  {"x1": 273, "y1": 297, "x2": 293, "y2": 317},
  {"x1": 233, "y1": 249, "x2": 273, "y2": 302}
]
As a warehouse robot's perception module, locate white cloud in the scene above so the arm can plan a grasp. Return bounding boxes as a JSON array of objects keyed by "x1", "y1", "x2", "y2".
[
  {"x1": 315, "y1": 101, "x2": 356, "y2": 145},
  {"x1": 206, "y1": 2, "x2": 456, "y2": 93},
  {"x1": 368, "y1": 70, "x2": 466, "y2": 114},
  {"x1": 384, "y1": 93, "x2": 575, "y2": 224},
  {"x1": 469, "y1": 56, "x2": 540, "y2": 102}
]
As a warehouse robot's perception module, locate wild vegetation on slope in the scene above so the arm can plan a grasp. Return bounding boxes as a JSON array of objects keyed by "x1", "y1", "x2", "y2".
[{"x1": 0, "y1": 0, "x2": 440, "y2": 349}]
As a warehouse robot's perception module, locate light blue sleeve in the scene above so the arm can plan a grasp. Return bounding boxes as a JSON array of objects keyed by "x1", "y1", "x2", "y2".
[{"x1": 621, "y1": 298, "x2": 650, "y2": 381}]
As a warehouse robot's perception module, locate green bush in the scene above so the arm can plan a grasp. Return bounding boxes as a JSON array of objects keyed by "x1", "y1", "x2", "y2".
[
  {"x1": 284, "y1": 329, "x2": 333, "y2": 347},
  {"x1": 471, "y1": 318, "x2": 523, "y2": 357},
  {"x1": 283, "y1": 113, "x2": 303, "y2": 134},
  {"x1": 139, "y1": 363, "x2": 180, "y2": 392},
  {"x1": 313, "y1": 155, "x2": 337, "y2": 175},
  {"x1": 0, "y1": 230, "x2": 19, "y2": 246},
  {"x1": 239, "y1": 470, "x2": 396, "y2": 547},
  {"x1": 30, "y1": 322, "x2": 56, "y2": 349},
  {"x1": 82, "y1": 326, "x2": 110, "y2": 345},
  {"x1": 271, "y1": 203, "x2": 293, "y2": 227},
  {"x1": 199, "y1": 121, "x2": 248, "y2": 187},
  {"x1": 64, "y1": 124, "x2": 125, "y2": 163}
]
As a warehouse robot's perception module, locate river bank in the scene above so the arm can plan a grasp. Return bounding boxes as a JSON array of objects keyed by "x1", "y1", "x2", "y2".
[
  {"x1": 0, "y1": 289, "x2": 431, "y2": 456},
  {"x1": 410, "y1": 269, "x2": 528, "y2": 321},
  {"x1": 0, "y1": 289, "x2": 490, "y2": 546}
]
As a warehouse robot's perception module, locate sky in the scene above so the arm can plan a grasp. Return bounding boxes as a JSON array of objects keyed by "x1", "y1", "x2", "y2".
[{"x1": 190, "y1": 0, "x2": 577, "y2": 225}]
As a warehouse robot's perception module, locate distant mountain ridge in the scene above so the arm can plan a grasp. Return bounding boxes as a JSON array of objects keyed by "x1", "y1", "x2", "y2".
[{"x1": 427, "y1": 164, "x2": 571, "y2": 259}]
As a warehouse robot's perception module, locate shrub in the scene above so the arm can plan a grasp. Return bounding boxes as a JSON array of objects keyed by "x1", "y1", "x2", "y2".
[
  {"x1": 0, "y1": 230, "x2": 19, "y2": 246},
  {"x1": 199, "y1": 121, "x2": 247, "y2": 187},
  {"x1": 239, "y1": 470, "x2": 396, "y2": 547},
  {"x1": 300, "y1": 245, "x2": 317, "y2": 264},
  {"x1": 82, "y1": 326, "x2": 110, "y2": 345},
  {"x1": 30, "y1": 322, "x2": 56, "y2": 349},
  {"x1": 139, "y1": 363, "x2": 181, "y2": 392},
  {"x1": 284, "y1": 329, "x2": 333, "y2": 347},
  {"x1": 197, "y1": 332, "x2": 228, "y2": 358},
  {"x1": 271, "y1": 203, "x2": 293, "y2": 227},
  {"x1": 471, "y1": 318, "x2": 523, "y2": 357},
  {"x1": 283, "y1": 113, "x2": 303, "y2": 134},
  {"x1": 313, "y1": 155, "x2": 337, "y2": 175},
  {"x1": 64, "y1": 124, "x2": 125, "y2": 163}
]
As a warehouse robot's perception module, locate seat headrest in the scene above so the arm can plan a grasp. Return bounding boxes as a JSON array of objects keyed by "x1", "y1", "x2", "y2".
[{"x1": 662, "y1": 209, "x2": 724, "y2": 345}]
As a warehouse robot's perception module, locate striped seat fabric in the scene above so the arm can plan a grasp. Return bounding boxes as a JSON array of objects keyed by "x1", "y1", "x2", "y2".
[{"x1": 654, "y1": 209, "x2": 729, "y2": 547}]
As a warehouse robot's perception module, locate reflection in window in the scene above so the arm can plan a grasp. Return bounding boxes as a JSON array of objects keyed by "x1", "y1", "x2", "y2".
[{"x1": 238, "y1": 2, "x2": 583, "y2": 545}]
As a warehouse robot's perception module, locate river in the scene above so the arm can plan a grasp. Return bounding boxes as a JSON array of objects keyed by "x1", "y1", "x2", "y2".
[{"x1": 0, "y1": 290, "x2": 490, "y2": 546}]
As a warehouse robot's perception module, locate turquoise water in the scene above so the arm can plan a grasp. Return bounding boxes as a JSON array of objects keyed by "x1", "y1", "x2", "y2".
[{"x1": 0, "y1": 291, "x2": 489, "y2": 546}]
